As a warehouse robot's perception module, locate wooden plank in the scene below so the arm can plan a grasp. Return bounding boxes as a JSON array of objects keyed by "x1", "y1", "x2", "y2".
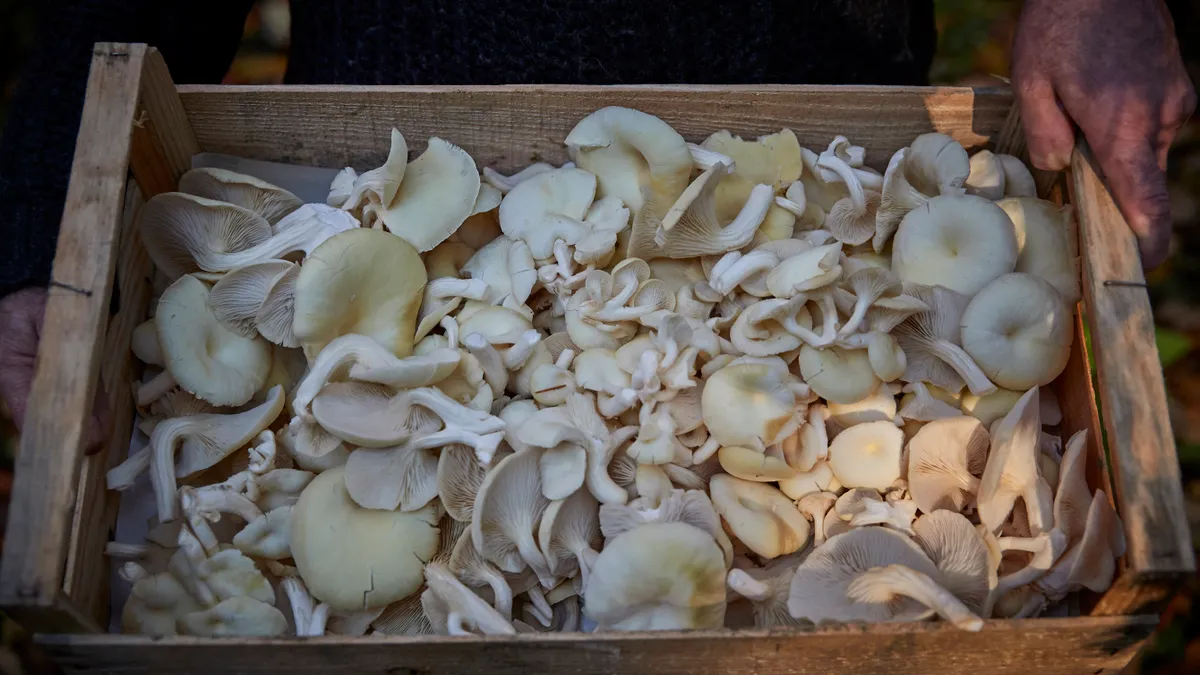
[
  {"x1": 62, "y1": 46, "x2": 198, "y2": 627},
  {"x1": 38, "y1": 616, "x2": 1154, "y2": 675},
  {"x1": 177, "y1": 85, "x2": 1012, "y2": 172},
  {"x1": 1068, "y1": 142, "x2": 1196, "y2": 615},
  {"x1": 0, "y1": 42, "x2": 147, "y2": 634}
]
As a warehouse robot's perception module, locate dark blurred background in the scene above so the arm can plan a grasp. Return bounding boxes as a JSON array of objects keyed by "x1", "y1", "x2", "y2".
[{"x1": 1, "y1": 0, "x2": 1199, "y2": 672}]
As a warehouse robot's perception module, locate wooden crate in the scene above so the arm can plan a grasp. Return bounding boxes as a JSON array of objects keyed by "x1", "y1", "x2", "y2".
[{"x1": 0, "y1": 42, "x2": 1192, "y2": 675}]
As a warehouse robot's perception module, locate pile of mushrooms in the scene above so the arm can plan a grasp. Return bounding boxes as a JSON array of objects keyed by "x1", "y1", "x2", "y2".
[{"x1": 107, "y1": 108, "x2": 1121, "y2": 637}]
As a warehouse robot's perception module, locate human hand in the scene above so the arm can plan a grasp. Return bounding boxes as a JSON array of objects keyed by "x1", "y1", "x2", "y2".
[
  {"x1": 1012, "y1": 0, "x2": 1195, "y2": 268},
  {"x1": 0, "y1": 288, "x2": 108, "y2": 454}
]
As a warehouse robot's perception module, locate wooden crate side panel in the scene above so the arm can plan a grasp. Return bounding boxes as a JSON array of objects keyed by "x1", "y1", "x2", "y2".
[
  {"x1": 1068, "y1": 143, "x2": 1196, "y2": 615},
  {"x1": 60, "y1": 46, "x2": 201, "y2": 628},
  {"x1": 176, "y1": 85, "x2": 1011, "y2": 171},
  {"x1": 39, "y1": 616, "x2": 1154, "y2": 675},
  {"x1": 0, "y1": 42, "x2": 148, "y2": 634}
]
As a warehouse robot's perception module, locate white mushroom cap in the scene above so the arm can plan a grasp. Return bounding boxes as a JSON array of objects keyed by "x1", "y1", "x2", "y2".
[
  {"x1": 638, "y1": 162, "x2": 773, "y2": 259},
  {"x1": 959, "y1": 387, "x2": 1025, "y2": 427},
  {"x1": 826, "y1": 389, "x2": 897, "y2": 427},
  {"x1": 1053, "y1": 430, "x2": 1092, "y2": 542},
  {"x1": 766, "y1": 243, "x2": 843, "y2": 298},
  {"x1": 701, "y1": 361, "x2": 804, "y2": 450},
  {"x1": 964, "y1": 150, "x2": 1005, "y2": 201},
  {"x1": 292, "y1": 227, "x2": 427, "y2": 359},
  {"x1": 197, "y1": 549, "x2": 276, "y2": 604},
  {"x1": 179, "y1": 597, "x2": 288, "y2": 637},
  {"x1": 498, "y1": 167, "x2": 596, "y2": 259},
  {"x1": 778, "y1": 459, "x2": 838, "y2": 500},
  {"x1": 565, "y1": 107, "x2": 692, "y2": 257},
  {"x1": 155, "y1": 274, "x2": 271, "y2": 406},
  {"x1": 598, "y1": 488, "x2": 733, "y2": 567},
  {"x1": 1064, "y1": 490, "x2": 1126, "y2": 592},
  {"x1": 376, "y1": 137, "x2": 480, "y2": 252},
  {"x1": 977, "y1": 388, "x2": 1053, "y2": 534},
  {"x1": 874, "y1": 135, "x2": 971, "y2": 251},
  {"x1": 179, "y1": 167, "x2": 303, "y2": 224},
  {"x1": 891, "y1": 194, "x2": 1018, "y2": 296},
  {"x1": 584, "y1": 522, "x2": 727, "y2": 630},
  {"x1": 717, "y1": 445, "x2": 798, "y2": 482},
  {"x1": 997, "y1": 198, "x2": 1079, "y2": 303},
  {"x1": 710, "y1": 475, "x2": 811, "y2": 559},
  {"x1": 912, "y1": 510, "x2": 992, "y2": 614},
  {"x1": 334, "y1": 128, "x2": 408, "y2": 214},
  {"x1": 996, "y1": 154, "x2": 1037, "y2": 197},
  {"x1": 827, "y1": 420, "x2": 903, "y2": 490},
  {"x1": 291, "y1": 467, "x2": 441, "y2": 611},
  {"x1": 960, "y1": 273, "x2": 1073, "y2": 390},
  {"x1": 120, "y1": 567, "x2": 201, "y2": 636},
  {"x1": 798, "y1": 345, "x2": 882, "y2": 405},
  {"x1": 787, "y1": 527, "x2": 943, "y2": 624},
  {"x1": 232, "y1": 505, "x2": 293, "y2": 559},
  {"x1": 907, "y1": 416, "x2": 989, "y2": 514}
]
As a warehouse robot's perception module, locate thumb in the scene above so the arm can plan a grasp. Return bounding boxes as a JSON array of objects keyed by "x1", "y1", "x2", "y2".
[
  {"x1": 1092, "y1": 136, "x2": 1173, "y2": 269},
  {"x1": 1015, "y1": 74, "x2": 1077, "y2": 171}
]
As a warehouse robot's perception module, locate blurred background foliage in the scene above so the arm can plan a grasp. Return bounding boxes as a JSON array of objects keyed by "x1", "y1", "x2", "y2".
[{"x1": 1, "y1": 0, "x2": 1199, "y2": 672}]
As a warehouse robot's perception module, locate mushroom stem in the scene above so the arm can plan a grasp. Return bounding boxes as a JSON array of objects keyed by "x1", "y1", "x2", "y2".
[
  {"x1": 727, "y1": 569, "x2": 773, "y2": 603},
  {"x1": 710, "y1": 250, "x2": 779, "y2": 296},
  {"x1": 107, "y1": 447, "x2": 152, "y2": 491},
  {"x1": 482, "y1": 163, "x2": 555, "y2": 193},
  {"x1": 775, "y1": 195, "x2": 805, "y2": 217},
  {"x1": 176, "y1": 525, "x2": 217, "y2": 607},
  {"x1": 180, "y1": 487, "x2": 221, "y2": 556},
  {"x1": 136, "y1": 370, "x2": 177, "y2": 407},
  {"x1": 688, "y1": 143, "x2": 735, "y2": 173},
  {"x1": 463, "y1": 333, "x2": 508, "y2": 397},
  {"x1": 526, "y1": 586, "x2": 554, "y2": 626},
  {"x1": 105, "y1": 542, "x2": 150, "y2": 560},
  {"x1": 586, "y1": 426, "x2": 639, "y2": 505},
  {"x1": 817, "y1": 154, "x2": 866, "y2": 212},
  {"x1": 479, "y1": 567, "x2": 515, "y2": 620},
  {"x1": 440, "y1": 316, "x2": 459, "y2": 349},
  {"x1": 693, "y1": 435, "x2": 721, "y2": 464},
  {"x1": 447, "y1": 613, "x2": 473, "y2": 635},
  {"x1": 847, "y1": 564, "x2": 984, "y2": 632},
  {"x1": 503, "y1": 330, "x2": 543, "y2": 370},
  {"x1": 928, "y1": 339, "x2": 997, "y2": 396},
  {"x1": 598, "y1": 389, "x2": 638, "y2": 418},
  {"x1": 248, "y1": 431, "x2": 277, "y2": 474},
  {"x1": 427, "y1": 277, "x2": 491, "y2": 304}
]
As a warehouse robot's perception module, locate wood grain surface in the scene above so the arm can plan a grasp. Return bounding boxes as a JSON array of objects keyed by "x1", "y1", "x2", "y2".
[
  {"x1": 0, "y1": 42, "x2": 147, "y2": 634},
  {"x1": 176, "y1": 84, "x2": 1011, "y2": 172},
  {"x1": 1070, "y1": 142, "x2": 1196, "y2": 614},
  {"x1": 39, "y1": 616, "x2": 1154, "y2": 675}
]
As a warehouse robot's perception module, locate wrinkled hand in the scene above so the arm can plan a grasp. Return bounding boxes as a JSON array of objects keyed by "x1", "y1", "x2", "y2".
[
  {"x1": 1013, "y1": 0, "x2": 1195, "y2": 268},
  {"x1": 0, "y1": 288, "x2": 108, "y2": 454}
]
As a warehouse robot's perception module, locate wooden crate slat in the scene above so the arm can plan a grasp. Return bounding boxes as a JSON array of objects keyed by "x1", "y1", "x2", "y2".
[
  {"x1": 61, "y1": 46, "x2": 201, "y2": 628},
  {"x1": 176, "y1": 84, "x2": 1011, "y2": 172},
  {"x1": 1069, "y1": 142, "x2": 1196, "y2": 614},
  {"x1": 39, "y1": 616, "x2": 1155, "y2": 675},
  {"x1": 0, "y1": 42, "x2": 147, "y2": 634}
]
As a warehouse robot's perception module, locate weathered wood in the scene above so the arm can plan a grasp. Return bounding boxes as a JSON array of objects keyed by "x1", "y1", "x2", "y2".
[
  {"x1": 61, "y1": 46, "x2": 200, "y2": 628},
  {"x1": 40, "y1": 616, "x2": 1154, "y2": 675},
  {"x1": 176, "y1": 85, "x2": 1012, "y2": 172},
  {"x1": 1069, "y1": 142, "x2": 1196, "y2": 614},
  {"x1": 0, "y1": 42, "x2": 146, "y2": 634}
]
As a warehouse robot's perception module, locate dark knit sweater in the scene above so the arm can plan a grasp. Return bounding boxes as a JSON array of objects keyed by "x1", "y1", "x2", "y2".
[{"x1": 0, "y1": 0, "x2": 934, "y2": 296}]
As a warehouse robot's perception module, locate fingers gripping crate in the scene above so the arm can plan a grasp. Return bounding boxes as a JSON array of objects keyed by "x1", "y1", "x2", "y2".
[{"x1": 0, "y1": 43, "x2": 1191, "y2": 674}]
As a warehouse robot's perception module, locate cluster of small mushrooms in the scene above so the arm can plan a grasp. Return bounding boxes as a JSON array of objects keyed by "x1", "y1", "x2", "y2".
[{"x1": 107, "y1": 106, "x2": 1123, "y2": 637}]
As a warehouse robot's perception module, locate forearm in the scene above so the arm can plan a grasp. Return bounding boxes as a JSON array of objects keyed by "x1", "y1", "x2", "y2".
[{"x1": 0, "y1": 0, "x2": 254, "y2": 296}]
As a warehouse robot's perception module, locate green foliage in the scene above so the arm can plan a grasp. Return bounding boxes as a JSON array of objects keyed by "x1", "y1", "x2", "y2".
[{"x1": 1157, "y1": 327, "x2": 1195, "y2": 369}]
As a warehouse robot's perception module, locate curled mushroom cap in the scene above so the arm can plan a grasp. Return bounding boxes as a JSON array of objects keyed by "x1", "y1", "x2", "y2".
[
  {"x1": 179, "y1": 167, "x2": 303, "y2": 224},
  {"x1": 701, "y1": 361, "x2": 804, "y2": 450},
  {"x1": 155, "y1": 274, "x2": 272, "y2": 406},
  {"x1": 788, "y1": 527, "x2": 945, "y2": 624},
  {"x1": 893, "y1": 283, "x2": 996, "y2": 396},
  {"x1": 565, "y1": 107, "x2": 692, "y2": 255},
  {"x1": 891, "y1": 194, "x2": 1018, "y2": 296},
  {"x1": 960, "y1": 273, "x2": 1073, "y2": 390},
  {"x1": 640, "y1": 162, "x2": 774, "y2": 260},
  {"x1": 291, "y1": 467, "x2": 441, "y2": 611},
  {"x1": 977, "y1": 388, "x2": 1053, "y2": 534},
  {"x1": 376, "y1": 137, "x2": 480, "y2": 252},
  {"x1": 538, "y1": 487, "x2": 602, "y2": 582},
  {"x1": 471, "y1": 449, "x2": 554, "y2": 584},
  {"x1": 799, "y1": 345, "x2": 883, "y2": 405},
  {"x1": 907, "y1": 417, "x2": 989, "y2": 514},
  {"x1": 710, "y1": 475, "x2": 810, "y2": 559},
  {"x1": 960, "y1": 387, "x2": 1024, "y2": 427},
  {"x1": 826, "y1": 420, "x2": 903, "y2": 490},
  {"x1": 584, "y1": 522, "x2": 727, "y2": 631},
  {"x1": 498, "y1": 167, "x2": 597, "y2": 259},
  {"x1": 180, "y1": 597, "x2": 289, "y2": 637},
  {"x1": 209, "y1": 259, "x2": 294, "y2": 339},
  {"x1": 139, "y1": 193, "x2": 274, "y2": 280},
  {"x1": 718, "y1": 445, "x2": 798, "y2": 482},
  {"x1": 293, "y1": 227, "x2": 427, "y2": 359},
  {"x1": 912, "y1": 510, "x2": 992, "y2": 614},
  {"x1": 997, "y1": 198, "x2": 1079, "y2": 303}
]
